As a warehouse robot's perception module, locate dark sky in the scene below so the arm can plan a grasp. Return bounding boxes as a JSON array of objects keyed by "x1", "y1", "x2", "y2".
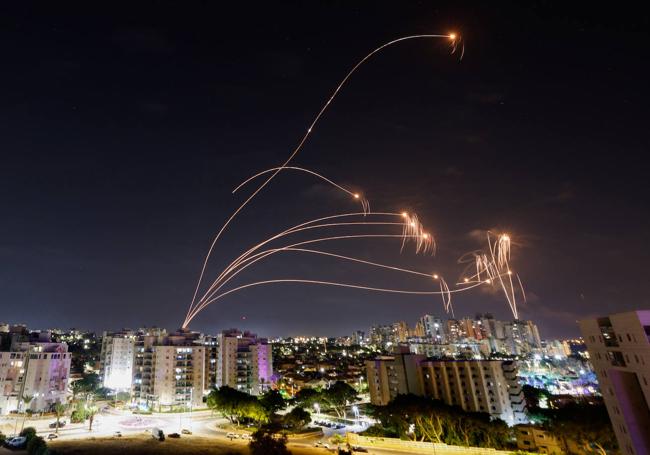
[{"x1": 1, "y1": 2, "x2": 649, "y2": 339}]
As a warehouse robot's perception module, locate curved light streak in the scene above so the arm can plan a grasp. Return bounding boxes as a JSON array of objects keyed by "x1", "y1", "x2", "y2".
[
  {"x1": 188, "y1": 34, "x2": 457, "y2": 316},
  {"x1": 186, "y1": 211, "x2": 433, "y2": 320},
  {"x1": 233, "y1": 166, "x2": 369, "y2": 214},
  {"x1": 190, "y1": 277, "x2": 486, "y2": 326},
  {"x1": 185, "y1": 233, "x2": 429, "y2": 326}
]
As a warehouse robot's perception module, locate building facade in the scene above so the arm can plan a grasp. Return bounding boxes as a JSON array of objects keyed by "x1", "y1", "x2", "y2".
[
  {"x1": 216, "y1": 329, "x2": 272, "y2": 395},
  {"x1": 365, "y1": 353, "x2": 424, "y2": 406},
  {"x1": 132, "y1": 328, "x2": 207, "y2": 410},
  {"x1": 100, "y1": 330, "x2": 135, "y2": 390},
  {"x1": 0, "y1": 328, "x2": 71, "y2": 414},
  {"x1": 579, "y1": 310, "x2": 650, "y2": 455},
  {"x1": 365, "y1": 352, "x2": 526, "y2": 426}
]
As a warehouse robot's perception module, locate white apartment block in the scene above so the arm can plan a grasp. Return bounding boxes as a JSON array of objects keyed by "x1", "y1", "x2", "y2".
[
  {"x1": 216, "y1": 329, "x2": 272, "y2": 395},
  {"x1": 579, "y1": 310, "x2": 650, "y2": 455},
  {"x1": 151, "y1": 345, "x2": 205, "y2": 409},
  {"x1": 132, "y1": 328, "x2": 208, "y2": 410},
  {"x1": 420, "y1": 359, "x2": 525, "y2": 425},
  {"x1": 100, "y1": 331, "x2": 135, "y2": 390},
  {"x1": 0, "y1": 340, "x2": 71, "y2": 414},
  {"x1": 365, "y1": 353, "x2": 526, "y2": 426}
]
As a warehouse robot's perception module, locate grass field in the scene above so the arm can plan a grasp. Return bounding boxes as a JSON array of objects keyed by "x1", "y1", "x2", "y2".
[
  {"x1": 50, "y1": 434, "x2": 247, "y2": 455},
  {"x1": 49, "y1": 433, "x2": 326, "y2": 455}
]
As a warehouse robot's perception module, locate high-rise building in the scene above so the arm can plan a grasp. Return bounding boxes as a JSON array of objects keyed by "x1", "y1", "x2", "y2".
[
  {"x1": 419, "y1": 315, "x2": 446, "y2": 343},
  {"x1": 132, "y1": 328, "x2": 206, "y2": 410},
  {"x1": 365, "y1": 352, "x2": 425, "y2": 405},
  {"x1": 352, "y1": 330, "x2": 365, "y2": 345},
  {"x1": 365, "y1": 349, "x2": 527, "y2": 426},
  {"x1": 419, "y1": 359, "x2": 526, "y2": 425},
  {"x1": 216, "y1": 329, "x2": 272, "y2": 395},
  {"x1": 393, "y1": 321, "x2": 410, "y2": 343},
  {"x1": 579, "y1": 311, "x2": 650, "y2": 455},
  {"x1": 503, "y1": 320, "x2": 541, "y2": 355},
  {"x1": 369, "y1": 325, "x2": 394, "y2": 349},
  {"x1": 0, "y1": 327, "x2": 71, "y2": 414},
  {"x1": 100, "y1": 330, "x2": 135, "y2": 390}
]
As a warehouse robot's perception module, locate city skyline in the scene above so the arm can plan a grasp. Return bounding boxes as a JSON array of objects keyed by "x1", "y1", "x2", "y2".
[{"x1": 2, "y1": 3, "x2": 650, "y2": 338}]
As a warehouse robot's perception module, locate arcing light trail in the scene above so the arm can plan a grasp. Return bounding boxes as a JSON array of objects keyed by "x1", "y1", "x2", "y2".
[
  {"x1": 182, "y1": 32, "x2": 527, "y2": 327},
  {"x1": 233, "y1": 166, "x2": 370, "y2": 214},
  {"x1": 188, "y1": 33, "x2": 460, "y2": 313},
  {"x1": 185, "y1": 211, "x2": 434, "y2": 322},
  {"x1": 185, "y1": 232, "x2": 439, "y2": 325}
]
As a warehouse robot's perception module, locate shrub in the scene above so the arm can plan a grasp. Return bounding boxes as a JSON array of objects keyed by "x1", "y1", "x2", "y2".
[
  {"x1": 249, "y1": 428, "x2": 291, "y2": 455},
  {"x1": 0, "y1": 431, "x2": 6, "y2": 444},
  {"x1": 20, "y1": 426, "x2": 37, "y2": 441},
  {"x1": 70, "y1": 409, "x2": 87, "y2": 423},
  {"x1": 27, "y1": 436, "x2": 48, "y2": 455}
]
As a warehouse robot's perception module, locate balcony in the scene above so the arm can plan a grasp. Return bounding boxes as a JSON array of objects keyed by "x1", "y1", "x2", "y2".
[{"x1": 607, "y1": 351, "x2": 626, "y2": 367}]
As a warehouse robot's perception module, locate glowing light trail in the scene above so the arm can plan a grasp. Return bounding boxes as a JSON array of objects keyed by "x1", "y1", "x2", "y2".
[
  {"x1": 188, "y1": 33, "x2": 459, "y2": 314},
  {"x1": 233, "y1": 166, "x2": 370, "y2": 214},
  {"x1": 185, "y1": 232, "x2": 433, "y2": 326},
  {"x1": 185, "y1": 211, "x2": 435, "y2": 321}
]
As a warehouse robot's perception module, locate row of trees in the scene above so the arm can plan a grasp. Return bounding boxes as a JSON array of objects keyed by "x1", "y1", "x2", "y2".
[
  {"x1": 366, "y1": 394, "x2": 513, "y2": 449},
  {"x1": 292, "y1": 381, "x2": 359, "y2": 418},
  {"x1": 206, "y1": 386, "x2": 312, "y2": 431},
  {"x1": 207, "y1": 380, "x2": 359, "y2": 429}
]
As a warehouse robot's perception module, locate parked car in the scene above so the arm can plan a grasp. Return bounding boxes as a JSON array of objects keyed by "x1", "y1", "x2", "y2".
[
  {"x1": 4, "y1": 436, "x2": 27, "y2": 449},
  {"x1": 314, "y1": 441, "x2": 330, "y2": 449},
  {"x1": 114, "y1": 431, "x2": 122, "y2": 437},
  {"x1": 151, "y1": 427, "x2": 165, "y2": 441},
  {"x1": 168, "y1": 433, "x2": 181, "y2": 438},
  {"x1": 49, "y1": 420, "x2": 66, "y2": 428},
  {"x1": 351, "y1": 446, "x2": 368, "y2": 453},
  {"x1": 181, "y1": 428, "x2": 192, "y2": 435},
  {"x1": 47, "y1": 433, "x2": 59, "y2": 441}
]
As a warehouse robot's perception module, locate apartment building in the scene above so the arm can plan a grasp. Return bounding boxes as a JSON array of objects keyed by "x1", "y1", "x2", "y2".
[
  {"x1": 132, "y1": 328, "x2": 207, "y2": 410},
  {"x1": 216, "y1": 329, "x2": 272, "y2": 395},
  {"x1": 0, "y1": 328, "x2": 71, "y2": 414},
  {"x1": 365, "y1": 353, "x2": 425, "y2": 405},
  {"x1": 100, "y1": 330, "x2": 135, "y2": 390},
  {"x1": 365, "y1": 351, "x2": 526, "y2": 425},
  {"x1": 579, "y1": 310, "x2": 650, "y2": 455}
]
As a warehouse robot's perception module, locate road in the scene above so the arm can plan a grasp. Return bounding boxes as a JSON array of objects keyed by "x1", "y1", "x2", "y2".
[{"x1": 0, "y1": 410, "x2": 419, "y2": 455}]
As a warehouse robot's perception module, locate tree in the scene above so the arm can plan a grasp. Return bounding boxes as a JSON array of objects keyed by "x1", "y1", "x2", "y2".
[
  {"x1": 53, "y1": 403, "x2": 67, "y2": 434},
  {"x1": 20, "y1": 426, "x2": 37, "y2": 441},
  {"x1": 70, "y1": 400, "x2": 87, "y2": 423},
  {"x1": 243, "y1": 399, "x2": 270, "y2": 425},
  {"x1": 292, "y1": 388, "x2": 320, "y2": 409},
  {"x1": 522, "y1": 385, "x2": 550, "y2": 409},
  {"x1": 21, "y1": 395, "x2": 34, "y2": 432},
  {"x1": 87, "y1": 405, "x2": 98, "y2": 431},
  {"x1": 26, "y1": 435, "x2": 48, "y2": 455},
  {"x1": 260, "y1": 389, "x2": 286, "y2": 417},
  {"x1": 542, "y1": 403, "x2": 618, "y2": 453},
  {"x1": 249, "y1": 428, "x2": 291, "y2": 455},
  {"x1": 207, "y1": 386, "x2": 266, "y2": 426},
  {"x1": 368, "y1": 394, "x2": 514, "y2": 449},
  {"x1": 71, "y1": 372, "x2": 101, "y2": 401},
  {"x1": 284, "y1": 406, "x2": 310, "y2": 431},
  {"x1": 320, "y1": 381, "x2": 358, "y2": 419}
]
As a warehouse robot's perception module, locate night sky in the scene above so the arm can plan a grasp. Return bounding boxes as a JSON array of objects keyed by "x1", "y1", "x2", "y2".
[{"x1": 2, "y1": 2, "x2": 649, "y2": 339}]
